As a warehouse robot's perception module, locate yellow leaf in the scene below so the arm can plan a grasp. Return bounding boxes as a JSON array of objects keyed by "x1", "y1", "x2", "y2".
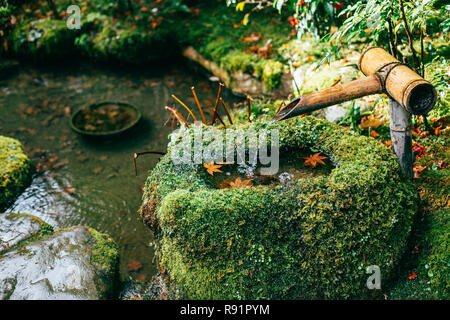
[
  {"x1": 360, "y1": 115, "x2": 385, "y2": 129},
  {"x1": 242, "y1": 13, "x2": 250, "y2": 26},
  {"x1": 203, "y1": 161, "x2": 223, "y2": 175},
  {"x1": 236, "y1": 2, "x2": 245, "y2": 11}
]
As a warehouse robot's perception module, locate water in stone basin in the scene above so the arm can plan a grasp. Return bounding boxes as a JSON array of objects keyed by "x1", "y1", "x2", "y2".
[
  {"x1": 0, "y1": 61, "x2": 240, "y2": 282},
  {"x1": 208, "y1": 147, "x2": 334, "y2": 189}
]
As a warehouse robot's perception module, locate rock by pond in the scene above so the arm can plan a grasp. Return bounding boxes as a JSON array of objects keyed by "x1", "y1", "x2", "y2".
[
  {"x1": 0, "y1": 225, "x2": 119, "y2": 300},
  {"x1": 0, "y1": 136, "x2": 32, "y2": 211},
  {"x1": 0, "y1": 213, "x2": 52, "y2": 253},
  {"x1": 140, "y1": 114, "x2": 419, "y2": 299}
]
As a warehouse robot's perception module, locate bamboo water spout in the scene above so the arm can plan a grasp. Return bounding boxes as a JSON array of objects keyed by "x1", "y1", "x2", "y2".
[
  {"x1": 272, "y1": 47, "x2": 437, "y2": 179},
  {"x1": 273, "y1": 47, "x2": 437, "y2": 122}
]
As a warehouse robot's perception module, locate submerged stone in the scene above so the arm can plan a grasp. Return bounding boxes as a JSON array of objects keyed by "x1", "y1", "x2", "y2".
[
  {"x1": 0, "y1": 226, "x2": 119, "y2": 300},
  {"x1": 0, "y1": 136, "x2": 32, "y2": 211},
  {"x1": 0, "y1": 213, "x2": 52, "y2": 253}
]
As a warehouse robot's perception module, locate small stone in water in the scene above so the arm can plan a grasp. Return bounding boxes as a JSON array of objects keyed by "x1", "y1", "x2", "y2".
[{"x1": 279, "y1": 172, "x2": 293, "y2": 184}]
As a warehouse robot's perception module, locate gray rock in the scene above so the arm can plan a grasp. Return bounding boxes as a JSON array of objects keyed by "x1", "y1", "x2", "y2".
[
  {"x1": 0, "y1": 213, "x2": 49, "y2": 253},
  {"x1": 0, "y1": 226, "x2": 119, "y2": 300}
]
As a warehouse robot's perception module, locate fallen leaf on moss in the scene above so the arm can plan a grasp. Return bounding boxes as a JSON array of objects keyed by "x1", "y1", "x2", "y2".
[
  {"x1": 203, "y1": 161, "x2": 223, "y2": 175},
  {"x1": 413, "y1": 165, "x2": 426, "y2": 178},
  {"x1": 304, "y1": 152, "x2": 327, "y2": 168},
  {"x1": 434, "y1": 125, "x2": 442, "y2": 136},
  {"x1": 408, "y1": 272, "x2": 418, "y2": 280},
  {"x1": 242, "y1": 32, "x2": 261, "y2": 42},
  {"x1": 220, "y1": 177, "x2": 253, "y2": 189},
  {"x1": 370, "y1": 130, "x2": 380, "y2": 138}
]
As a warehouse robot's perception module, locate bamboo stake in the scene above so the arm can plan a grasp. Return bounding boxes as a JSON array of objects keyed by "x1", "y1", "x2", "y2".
[
  {"x1": 219, "y1": 97, "x2": 233, "y2": 125},
  {"x1": 191, "y1": 86, "x2": 207, "y2": 124},
  {"x1": 211, "y1": 83, "x2": 224, "y2": 125},
  {"x1": 390, "y1": 98, "x2": 413, "y2": 179},
  {"x1": 172, "y1": 94, "x2": 197, "y2": 122}
]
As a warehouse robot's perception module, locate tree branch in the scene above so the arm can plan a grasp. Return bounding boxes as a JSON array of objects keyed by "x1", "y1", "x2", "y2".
[{"x1": 399, "y1": 0, "x2": 420, "y2": 71}]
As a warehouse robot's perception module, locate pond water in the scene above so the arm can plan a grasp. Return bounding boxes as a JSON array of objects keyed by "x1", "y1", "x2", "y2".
[{"x1": 0, "y1": 61, "x2": 240, "y2": 282}]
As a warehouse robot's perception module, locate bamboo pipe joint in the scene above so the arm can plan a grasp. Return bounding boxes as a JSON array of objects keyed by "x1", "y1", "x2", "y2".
[{"x1": 359, "y1": 47, "x2": 437, "y2": 115}]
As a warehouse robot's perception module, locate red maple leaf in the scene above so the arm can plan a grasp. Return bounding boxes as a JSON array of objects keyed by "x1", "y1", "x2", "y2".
[
  {"x1": 304, "y1": 152, "x2": 327, "y2": 168},
  {"x1": 408, "y1": 272, "x2": 418, "y2": 280}
]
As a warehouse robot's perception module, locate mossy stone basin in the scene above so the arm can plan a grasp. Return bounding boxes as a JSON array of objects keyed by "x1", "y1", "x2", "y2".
[
  {"x1": 70, "y1": 102, "x2": 141, "y2": 137},
  {"x1": 140, "y1": 116, "x2": 418, "y2": 299}
]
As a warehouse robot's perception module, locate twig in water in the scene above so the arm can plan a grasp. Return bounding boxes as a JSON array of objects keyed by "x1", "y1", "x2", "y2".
[
  {"x1": 172, "y1": 94, "x2": 197, "y2": 122},
  {"x1": 216, "y1": 112, "x2": 227, "y2": 127},
  {"x1": 133, "y1": 151, "x2": 166, "y2": 176},
  {"x1": 191, "y1": 86, "x2": 207, "y2": 124},
  {"x1": 219, "y1": 98, "x2": 233, "y2": 125},
  {"x1": 211, "y1": 83, "x2": 224, "y2": 125}
]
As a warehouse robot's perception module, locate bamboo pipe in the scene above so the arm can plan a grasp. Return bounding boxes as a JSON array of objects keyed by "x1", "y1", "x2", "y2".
[
  {"x1": 273, "y1": 47, "x2": 437, "y2": 122},
  {"x1": 273, "y1": 75, "x2": 382, "y2": 121},
  {"x1": 359, "y1": 47, "x2": 437, "y2": 115}
]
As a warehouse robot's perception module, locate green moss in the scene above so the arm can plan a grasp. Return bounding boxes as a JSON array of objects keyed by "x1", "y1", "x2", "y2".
[
  {"x1": 180, "y1": 4, "x2": 292, "y2": 91},
  {"x1": 87, "y1": 227, "x2": 120, "y2": 299},
  {"x1": 388, "y1": 206, "x2": 449, "y2": 299},
  {"x1": 140, "y1": 113, "x2": 418, "y2": 299},
  {"x1": 0, "y1": 136, "x2": 32, "y2": 211},
  {"x1": 88, "y1": 227, "x2": 119, "y2": 273},
  {"x1": 6, "y1": 213, "x2": 53, "y2": 236},
  {"x1": 75, "y1": 17, "x2": 177, "y2": 64},
  {"x1": 388, "y1": 129, "x2": 449, "y2": 299},
  {"x1": 220, "y1": 51, "x2": 258, "y2": 73},
  {"x1": 255, "y1": 59, "x2": 285, "y2": 90},
  {"x1": 8, "y1": 19, "x2": 78, "y2": 60}
]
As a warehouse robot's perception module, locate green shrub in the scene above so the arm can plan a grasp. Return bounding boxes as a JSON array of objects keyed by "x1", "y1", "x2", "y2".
[
  {"x1": 140, "y1": 115, "x2": 418, "y2": 299},
  {"x1": 74, "y1": 17, "x2": 178, "y2": 64},
  {"x1": 254, "y1": 59, "x2": 285, "y2": 90}
]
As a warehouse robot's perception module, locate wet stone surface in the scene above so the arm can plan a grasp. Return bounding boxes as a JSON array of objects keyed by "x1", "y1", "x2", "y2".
[
  {"x1": 0, "y1": 214, "x2": 42, "y2": 253},
  {"x1": 0, "y1": 226, "x2": 118, "y2": 300}
]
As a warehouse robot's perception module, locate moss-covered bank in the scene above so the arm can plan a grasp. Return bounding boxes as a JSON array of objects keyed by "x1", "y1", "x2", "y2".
[
  {"x1": 388, "y1": 125, "x2": 449, "y2": 299},
  {"x1": 0, "y1": 136, "x2": 32, "y2": 211},
  {"x1": 140, "y1": 112, "x2": 418, "y2": 299}
]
